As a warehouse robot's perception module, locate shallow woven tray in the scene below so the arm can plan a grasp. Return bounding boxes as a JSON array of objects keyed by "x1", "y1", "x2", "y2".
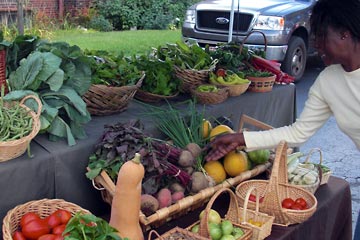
[
  {"x1": 2, "y1": 198, "x2": 91, "y2": 240},
  {"x1": 190, "y1": 85, "x2": 229, "y2": 105},
  {"x1": 89, "y1": 161, "x2": 271, "y2": 230},
  {"x1": 0, "y1": 95, "x2": 42, "y2": 162},
  {"x1": 214, "y1": 82, "x2": 250, "y2": 97},
  {"x1": 236, "y1": 141, "x2": 317, "y2": 226},
  {"x1": 135, "y1": 89, "x2": 179, "y2": 103},
  {"x1": 186, "y1": 188, "x2": 253, "y2": 240},
  {"x1": 82, "y1": 73, "x2": 144, "y2": 116},
  {"x1": 148, "y1": 227, "x2": 208, "y2": 240}
]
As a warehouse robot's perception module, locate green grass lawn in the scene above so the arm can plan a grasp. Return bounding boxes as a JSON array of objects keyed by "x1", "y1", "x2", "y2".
[{"x1": 50, "y1": 29, "x2": 182, "y2": 55}]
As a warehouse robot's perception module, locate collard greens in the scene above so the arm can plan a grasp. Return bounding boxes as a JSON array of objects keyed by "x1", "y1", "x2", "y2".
[{"x1": 5, "y1": 41, "x2": 92, "y2": 146}]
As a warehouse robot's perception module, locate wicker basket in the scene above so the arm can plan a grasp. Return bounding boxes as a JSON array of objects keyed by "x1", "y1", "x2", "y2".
[
  {"x1": 246, "y1": 75, "x2": 276, "y2": 93},
  {"x1": 135, "y1": 89, "x2": 179, "y2": 103},
  {"x1": 214, "y1": 82, "x2": 250, "y2": 97},
  {"x1": 236, "y1": 141, "x2": 317, "y2": 226},
  {"x1": 190, "y1": 85, "x2": 229, "y2": 105},
  {"x1": 301, "y1": 148, "x2": 330, "y2": 185},
  {"x1": 82, "y1": 73, "x2": 144, "y2": 116},
  {"x1": 148, "y1": 227, "x2": 208, "y2": 240},
  {"x1": 0, "y1": 95, "x2": 42, "y2": 162},
  {"x1": 2, "y1": 198, "x2": 91, "y2": 240},
  {"x1": 0, "y1": 49, "x2": 7, "y2": 94},
  {"x1": 187, "y1": 188, "x2": 253, "y2": 240},
  {"x1": 174, "y1": 62, "x2": 217, "y2": 93},
  {"x1": 88, "y1": 161, "x2": 271, "y2": 231},
  {"x1": 238, "y1": 187, "x2": 274, "y2": 240}
]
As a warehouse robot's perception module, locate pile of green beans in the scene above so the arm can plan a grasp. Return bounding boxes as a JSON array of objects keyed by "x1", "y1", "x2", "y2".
[{"x1": 0, "y1": 100, "x2": 33, "y2": 142}]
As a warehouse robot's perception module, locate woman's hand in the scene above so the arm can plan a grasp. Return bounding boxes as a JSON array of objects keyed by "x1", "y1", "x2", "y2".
[{"x1": 204, "y1": 132, "x2": 246, "y2": 161}]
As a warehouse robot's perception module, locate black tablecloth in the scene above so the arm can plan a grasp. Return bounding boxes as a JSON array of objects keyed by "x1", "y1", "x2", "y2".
[{"x1": 0, "y1": 84, "x2": 297, "y2": 236}]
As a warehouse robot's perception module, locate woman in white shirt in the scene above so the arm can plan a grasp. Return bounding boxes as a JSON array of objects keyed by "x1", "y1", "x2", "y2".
[{"x1": 205, "y1": 0, "x2": 360, "y2": 238}]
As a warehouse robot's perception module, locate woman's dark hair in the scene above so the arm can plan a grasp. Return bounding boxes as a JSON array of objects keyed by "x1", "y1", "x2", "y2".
[{"x1": 310, "y1": 0, "x2": 360, "y2": 42}]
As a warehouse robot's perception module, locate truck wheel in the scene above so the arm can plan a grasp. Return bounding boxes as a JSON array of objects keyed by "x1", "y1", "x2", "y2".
[{"x1": 281, "y1": 36, "x2": 307, "y2": 81}]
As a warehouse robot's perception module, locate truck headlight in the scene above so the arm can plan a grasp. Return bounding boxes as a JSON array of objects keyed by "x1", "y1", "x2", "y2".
[
  {"x1": 253, "y1": 16, "x2": 284, "y2": 30},
  {"x1": 184, "y1": 10, "x2": 196, "y2": 24}
]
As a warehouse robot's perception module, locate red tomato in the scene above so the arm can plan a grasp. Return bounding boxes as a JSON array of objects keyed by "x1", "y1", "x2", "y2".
[
  {"x1": 295, "y1": 197, "x2": 308, "y2": 209},
  {"x1": 281, "y1": 198, "x2": 295, "y2": 209},
  {"x1": 45, "y1": 213, "x2": 62, "y2": 229},
  {"x1": 38, "y1": 234, "x2": 58, "y2": 240},
  {"x1": 216, "y1": 68, "x2": 226, "y2": 77},
  {"x1": 248, "y1": 194, "x2": 264, "y2": 203},
  {"x1": 12, "y1": 230, "x2": 26, "y2": 240},
  {"x1": 22, "y1": 219, "x2": 50, "y2": 239},
  {"x1": 52, "y1": 224, "x2": 66, "y2": 235},
  {"x1": 20, "y1": 212, "x2": 41, "y2": 228},
  {"x1": 54, "y1": 235, "x2": 64, "y2": 240},
  {"x1": 53, "y1": 209, "x2": 72, "y2": 224},
  {"x1": 290, "y1": 203, "x2": 303, "y2": 210}
]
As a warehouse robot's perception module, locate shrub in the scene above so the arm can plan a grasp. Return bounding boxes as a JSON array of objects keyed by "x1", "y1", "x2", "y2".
[{"x1": 88, "y1": 15, "x2": 113, "y2": 32}]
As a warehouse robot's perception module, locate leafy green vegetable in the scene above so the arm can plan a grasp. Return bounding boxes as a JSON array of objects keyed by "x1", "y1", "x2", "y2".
[
  {"x1": 64, "y1": 212, "x2": 124, "y2": 240},
  {"x1": 5, "y1": 38, "x2": 92, "y2": 146}
]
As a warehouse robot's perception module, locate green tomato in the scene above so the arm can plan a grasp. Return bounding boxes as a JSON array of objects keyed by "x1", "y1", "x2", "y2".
[
  {"x1": 220, "y1": 235, "x2": 236, "y2": 240},
  {"x1": 199, "y1": 209, "x2": 222, "y2": 224},
  {"x1": 232, "y1": 227, "x2": 244, "y2": 238},
  {"x1": 191, "y1": 224, "x2": 199, "y2": 233},
  {"x1": 221, "y1": 220, "x2": 234, "y2": 235},
  {"x1": 209, "y1": 222, "x2": 222, "y2": 240},
  {"x1": 247, "y1": 149, "x2": 270, "y2": 164}
]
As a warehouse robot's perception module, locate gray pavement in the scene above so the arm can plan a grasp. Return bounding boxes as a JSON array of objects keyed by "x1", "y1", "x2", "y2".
[{"x1": 294, "y1": 57, "x2": 359, "y2": 238}]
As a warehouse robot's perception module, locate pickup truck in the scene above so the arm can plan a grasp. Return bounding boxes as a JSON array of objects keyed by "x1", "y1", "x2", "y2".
[{"x1": 182, "y1": 0, "x2": 318, "y2": 80}]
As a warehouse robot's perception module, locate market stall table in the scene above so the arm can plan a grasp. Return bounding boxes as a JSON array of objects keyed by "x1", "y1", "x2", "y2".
[{"x1": 0, "y1": 84, "x2": 296, "y2": 238}]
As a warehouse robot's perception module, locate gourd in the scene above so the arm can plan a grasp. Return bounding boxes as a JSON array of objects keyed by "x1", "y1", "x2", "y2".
[{"x1": 109, "y1": 153, "x2": 145, "y2": 240}]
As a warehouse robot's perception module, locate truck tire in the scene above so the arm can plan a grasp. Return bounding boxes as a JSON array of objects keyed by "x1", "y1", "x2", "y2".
[{"x1": 281, "y1": 36, "x2": 307, "y2": 81}]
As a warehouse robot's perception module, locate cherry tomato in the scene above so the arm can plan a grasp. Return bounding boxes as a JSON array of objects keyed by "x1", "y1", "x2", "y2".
[
  {"x1": 281, "y1": 198, "x2": 295, "y2": 209},
  {"x1": 295, "y1": 197, "x2": 308, "y2": 209},
  {"x1": 290, "y1": 203, "x2": 303, "y2": 210},
  {"x1": 53, "y1": 209, "x2": 72, "y2": 224},
  {"x1": 45, "y1": 213, "x2": 62, "y2": 229},
  {"x1": 22, "y1": 219, "x2": 50, "y2": 239},
  {"x1": 20, "y1": 212, "x2": 41, "y2": 228},
  {"x1": 52, "y1": 224, "x2": 66, "y2": 235},
  {"x1": 12, "y1": 230, "x2": 26, "y2": 240},
  {"x1": 38, "y1": 234, "x2": 58, "y2": 240}
]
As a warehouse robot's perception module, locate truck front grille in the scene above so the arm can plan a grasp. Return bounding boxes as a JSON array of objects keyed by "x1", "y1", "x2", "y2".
[{"x1": 197, "y1": 10, "x2": 253, "y2": 33}]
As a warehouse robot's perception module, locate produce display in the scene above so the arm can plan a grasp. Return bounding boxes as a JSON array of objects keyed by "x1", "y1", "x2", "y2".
[
  {"x1": 190, "y1": 209, "x2": 247, "y2": 240},
  {"x1": 287, "y1": 152, "x2": 321, "y2": 186}
]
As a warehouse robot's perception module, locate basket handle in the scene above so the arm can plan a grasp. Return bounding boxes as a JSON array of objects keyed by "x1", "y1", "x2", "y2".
[
  {"x1": 239, "y1": 30, "x2": 268, "y2": 56},
  {"x1": 147, "y1": 229, "x2": 163, "y2": 240},
  {"x1": 19, "y1": 94, "x2": 42, "y2": 119},
  {"x1": 303, "y1": 148, "x2": 323, "y2": 165},
  {"x1": 242, "y1": 186, "x2": 260, "y2": 224},
  {"x1": 199, "y1": 188, "x2": 240, "y2": 238}
]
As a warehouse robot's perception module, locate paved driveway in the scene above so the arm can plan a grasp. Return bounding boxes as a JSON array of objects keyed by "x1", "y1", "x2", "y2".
[{"x1": 294, "y1": 57, "x2": 359, "y2": 237}]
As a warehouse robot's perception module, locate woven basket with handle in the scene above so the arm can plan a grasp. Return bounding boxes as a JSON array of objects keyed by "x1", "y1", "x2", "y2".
[
  {"x1": 2, "y1": 198, "x2": 91, "y2": 240},
  {"x1": 82, "y1": 73, "x2": 144, "y2": 116},
  {"x1": 236, "y1": 141, "x2": 317, "y2": 226},
  {"x1": 0, "y1": 95, "x2": 42, "y2": 162},
  {"x1": 302, "y1": 148, "x2": 331, "y2": 185},
  {"x1": 147, "y1": 227, "x2": 208, "y2": 240},
  {"x1": 186, "y1": 188, "x2": 253, "y2": 240},
  {"x1": 238, "y1": 186, "x2": 274, "y2": 240}
]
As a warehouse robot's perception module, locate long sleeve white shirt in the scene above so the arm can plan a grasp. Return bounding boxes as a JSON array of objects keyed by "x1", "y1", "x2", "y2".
[{"x1": 243, "y1": 64, "x2": 360, "y2": 151}]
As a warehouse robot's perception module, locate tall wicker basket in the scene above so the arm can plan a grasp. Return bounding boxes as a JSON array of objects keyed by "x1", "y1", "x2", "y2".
[
  {"x1": 2, "y1": 198, "x2": 91, "y2": 240},
  {"x1": 236, "y1": 141, "x2": 317, "y2": 226}
]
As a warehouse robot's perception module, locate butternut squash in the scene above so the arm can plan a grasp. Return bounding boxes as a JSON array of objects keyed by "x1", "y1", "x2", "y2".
[{"x1": 109, "y1": 153, "x2": 145, "y2": 240}]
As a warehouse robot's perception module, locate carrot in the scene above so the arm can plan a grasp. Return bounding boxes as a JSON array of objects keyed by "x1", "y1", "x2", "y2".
[{"x1": 109, "y1": 153, "x2": 145, "y2": 240}]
